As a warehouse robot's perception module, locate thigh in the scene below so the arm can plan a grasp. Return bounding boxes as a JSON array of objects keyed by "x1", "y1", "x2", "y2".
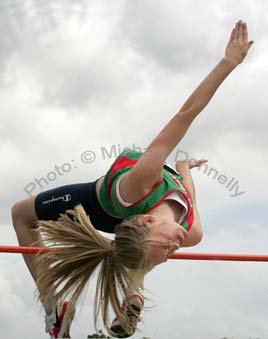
[
  {"x1": 12, "y1": 196, "x2": 39, "y2": 227},
  {"x1": 34, "y1": 182, "x2": 94, "y2": 221},
  {"x1": 34, "y1": 180, "x2": 122, "y2": 233}
]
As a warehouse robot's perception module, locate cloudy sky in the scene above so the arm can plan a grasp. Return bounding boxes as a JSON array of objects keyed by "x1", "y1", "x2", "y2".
[{"x1": 1, "y1": 0, "x2": 268, "y2": 338}]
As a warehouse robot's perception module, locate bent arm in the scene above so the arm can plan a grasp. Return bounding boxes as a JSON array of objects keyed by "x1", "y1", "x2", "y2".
[
  {"x1": 176, "y1": 161, "x2": 203, "y2": 247},
  {"x1": 175, "y1": 161, "x2": 197, "y2": 202}
]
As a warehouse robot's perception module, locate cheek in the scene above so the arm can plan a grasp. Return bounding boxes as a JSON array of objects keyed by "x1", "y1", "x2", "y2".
[{"x1": 158, "y1": 224, "x2": 176, "y2": 238}]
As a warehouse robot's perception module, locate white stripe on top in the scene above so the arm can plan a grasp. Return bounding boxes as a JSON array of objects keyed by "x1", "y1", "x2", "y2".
[{"x1": 115, "y1": 175, "x2": 189, "y2": 224}]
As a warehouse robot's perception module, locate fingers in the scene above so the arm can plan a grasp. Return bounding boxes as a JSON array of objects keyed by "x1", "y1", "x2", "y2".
[
  {"x1": 242, "y1": 22, "x2": 254, "y2": 48},
  {"x1": 233, "y1": 20, "x2": 250, "y2": 44},
  {"x1": 234, "y1": 20, "x2": 243, "y2": 40},
  {"x1": 234, "y1": 21, "x2": 240, "y2": 40},
  {"x1": 248, "y1": 40, "x2": 254, "y2": 49},
  {"x1": 197, "y1": 159, "x2": 208, "y2": 164},
  {"x1": 242, "y1": 22, "x2": 248, "y2": 44},
  {"x1": 238, "y1": 20, "x2": 243, "y2": 40},
  {"x1": 189, "y1": 159, "x2": 208, "y2": 169}
]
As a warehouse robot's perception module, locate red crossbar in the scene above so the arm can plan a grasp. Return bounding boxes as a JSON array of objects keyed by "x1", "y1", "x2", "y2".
[
  {"x1": 1, "y1": 245, "x2": 268, "y2": 262},
  {"x1": 171, "y1": 252, "x2": 268, "y2": 262},
  {"x1": 0, "y1": 245, "x2": 50, "y2": 254}
]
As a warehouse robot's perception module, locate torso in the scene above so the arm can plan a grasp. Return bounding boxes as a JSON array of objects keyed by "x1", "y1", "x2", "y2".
[{"x1": 96, "y1": 176, "x2": 185, "y2": 222}]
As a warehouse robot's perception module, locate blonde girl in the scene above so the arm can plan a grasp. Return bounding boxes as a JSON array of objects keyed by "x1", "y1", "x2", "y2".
[{"x1": 12, "y1": 20, "x2": 253, "y2": 338}]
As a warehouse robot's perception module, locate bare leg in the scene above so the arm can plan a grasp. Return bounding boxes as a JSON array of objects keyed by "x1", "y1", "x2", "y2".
[
  {"x1": 12, "y1": 196, "x2": 44, "y2": 283},
  {"x1": 12, "y1": 196, "x2": 74, "y2": 338},
  {"x1": 13, "y1": 221, "x2": 45, "y2": 282},
  {"x1": 11, "y1": 196, "x2": 55, "y2": 315}
]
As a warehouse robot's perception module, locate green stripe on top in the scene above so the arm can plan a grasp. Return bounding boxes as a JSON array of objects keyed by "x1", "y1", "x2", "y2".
[{"x1": 98, "y1": 149, "x2": 190, "y2": 222}]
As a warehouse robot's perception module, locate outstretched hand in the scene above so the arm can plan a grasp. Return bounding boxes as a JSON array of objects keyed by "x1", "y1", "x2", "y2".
[
  {"x1": 224, "y1": 20, "x2": 254, "y2": 66},
  {"x1": 176, "y1": 159, "x2": 208, "y2": 169},
  {"x1": 188, "y1": 159, "x2": 208, "y2": 169}
]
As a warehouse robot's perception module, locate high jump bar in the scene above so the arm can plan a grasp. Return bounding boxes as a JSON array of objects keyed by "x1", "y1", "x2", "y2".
[{"x1": 1, "y1": 245, "x2": 268, "y2": 262}]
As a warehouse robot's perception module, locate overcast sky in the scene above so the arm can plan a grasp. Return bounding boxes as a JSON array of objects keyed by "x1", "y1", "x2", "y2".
[{"x1": 1, "y1": 1, "x2": 268, "y2": 338}]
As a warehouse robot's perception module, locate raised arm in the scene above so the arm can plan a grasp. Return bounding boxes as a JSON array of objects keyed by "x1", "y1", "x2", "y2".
[
  {"x1": 178, "y1": 21, "x2": 254, "y2": 117},
  {"x1": 120, "y1": 21, "x2": 254, "y2": 200},
  {"x1": 147, "y1": 21, "x2": 254, "y2": 159}
]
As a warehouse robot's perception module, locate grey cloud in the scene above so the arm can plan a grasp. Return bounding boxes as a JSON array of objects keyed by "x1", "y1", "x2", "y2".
[
  {"x1": 1, "y1": 1, "x2": 268, "y2": 338},
  {"x1": 0, "y1": 0, "x2": 139, "y2": 113},
  {"x1": 120, "y1": 0, "x2": 267, "y2": 73},
  {"x1": 120, "y1": 0, "x2": 220, "y2": 72}
]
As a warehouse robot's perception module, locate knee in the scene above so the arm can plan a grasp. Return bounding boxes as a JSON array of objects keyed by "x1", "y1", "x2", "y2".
[
  {"x1": 12, "y1": 202, "x2": 20, "y2": 222},
  {"x1": 11, "y1": 198, "x2": 37, "y2": 227},
  {"x1": 11, "y1": 201, "x2": 24, "y2": 227},
  {"x1": 182, "y1": 225, "x2": 203, "y2": 247},
  {"x1": 194, "y1": 228, "x2": 203, "y2": 245},
  {"x1": 189, "y1": 228, "x2": 203, "y2": 246}
]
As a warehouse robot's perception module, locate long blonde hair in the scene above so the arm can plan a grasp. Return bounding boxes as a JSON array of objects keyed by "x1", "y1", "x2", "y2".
[{"x1": 34, "y1": 204, "x2": 156, "y2": 336}]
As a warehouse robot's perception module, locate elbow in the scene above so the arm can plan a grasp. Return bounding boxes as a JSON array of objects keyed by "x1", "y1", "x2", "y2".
[
  {"x1": 181, "y1": 223, "x2": 203, "y2": 247},
  {"x1": 189, "y1": 227, "x2": 203, "y2": 246},
  {"x1": 177, "y1": 109, "x2": 199, "y2": 122},
  {"x1": 192, "y1": 227, "x2": 203, "y2": 245}
]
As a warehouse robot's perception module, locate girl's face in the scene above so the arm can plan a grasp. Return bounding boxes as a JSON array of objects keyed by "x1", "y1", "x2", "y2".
[{"x1": 146, "y1": 220, "x2": 188, "y2": 265}]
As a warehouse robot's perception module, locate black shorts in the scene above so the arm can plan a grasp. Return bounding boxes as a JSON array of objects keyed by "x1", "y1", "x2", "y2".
[{"x1": 34, "y1": 179, "x2": 122, "y2": 234}]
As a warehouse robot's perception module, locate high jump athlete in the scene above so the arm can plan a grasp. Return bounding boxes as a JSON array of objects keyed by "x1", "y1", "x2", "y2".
[{"x1": 12, "y1": 20, "x2": 253, "y2": 338}]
